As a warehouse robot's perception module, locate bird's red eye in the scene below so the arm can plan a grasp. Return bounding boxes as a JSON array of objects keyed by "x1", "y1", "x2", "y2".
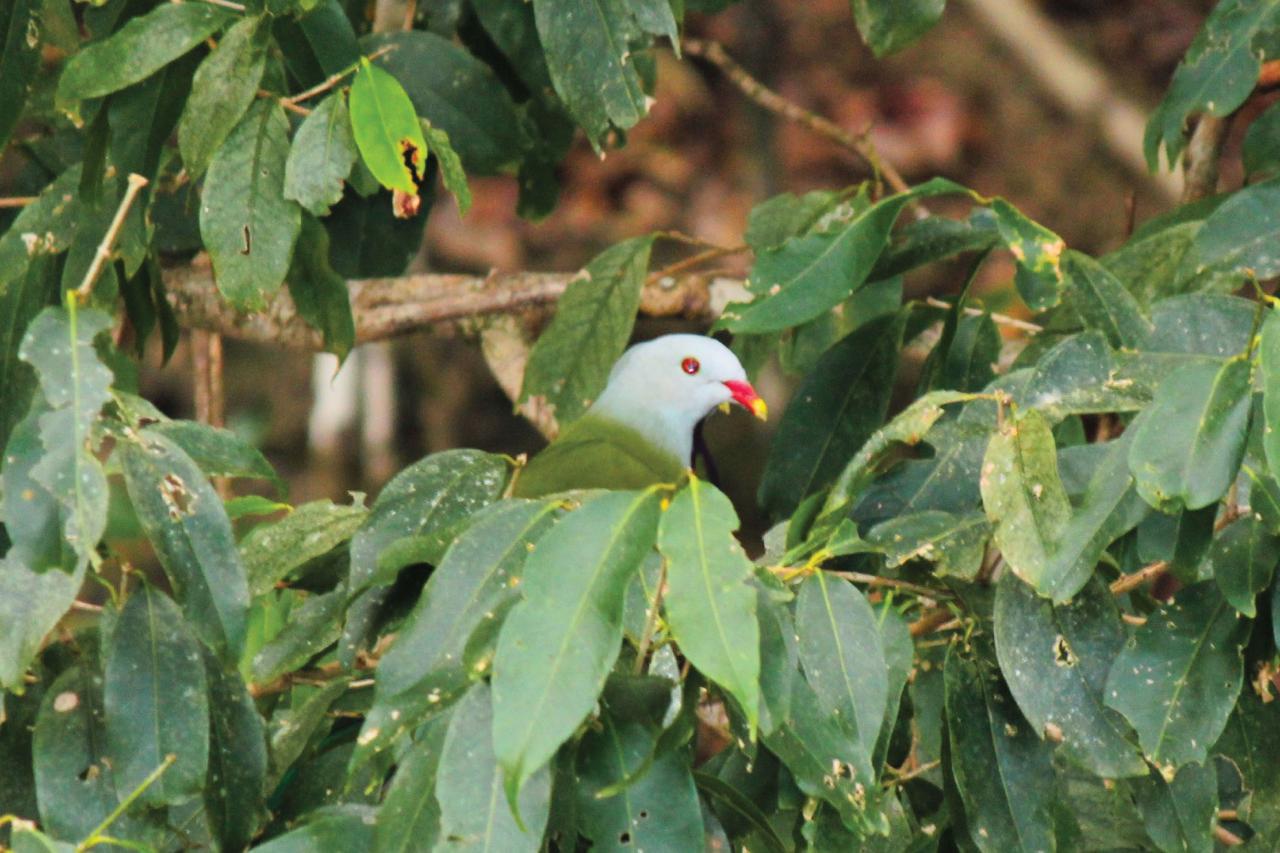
[{"x1": 681, "y1": 357, "x2": 700, "y2": 375}]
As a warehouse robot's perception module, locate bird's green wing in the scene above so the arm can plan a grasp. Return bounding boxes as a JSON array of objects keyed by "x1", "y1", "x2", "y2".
[{"x1": 513, "y1": 415, "x2": 686, "y2": 497}]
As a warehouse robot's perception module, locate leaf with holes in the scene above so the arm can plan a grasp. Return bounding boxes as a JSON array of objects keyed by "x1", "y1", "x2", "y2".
[
  {"x1": 349, "y1": 59, "x2": 428, "y2": 196},
  {"x1": 145, "y1": 420, "x2": 281, "y2": 492}
]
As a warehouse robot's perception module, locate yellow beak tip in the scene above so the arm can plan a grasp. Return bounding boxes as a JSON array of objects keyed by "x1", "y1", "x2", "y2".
[
  {"x1": 751, "y1": 399, "x2": 768, "y2": 420},
  {"x1": 718, "y1": 401, "x2": 732, "y2": 415}
]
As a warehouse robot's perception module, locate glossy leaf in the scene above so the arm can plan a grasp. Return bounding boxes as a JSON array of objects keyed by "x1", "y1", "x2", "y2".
[
  {"x1": 872, "y1": 601, "x2": 913, "y2": 771},
  {"x1": 1131, "y1": 762, "x2": 1217, "y2": 853},
  {"x1": 866, "y1": 510, "x2": 990, "y2": 580},
  {"x1": 203, "y1": 650, "x2": 268, "y2": 852},
  {"x1": 241, "y1": 498, "x2": 367, "y2": 596},
  {"x1": 1128, "y1": 357, "x2": 1252, "y2": 512},
  {"x1": 0, "y1": 165, "x2": 82, "y2": 296},
  {"x1": 421, "y1": 121, "x2": 472, "y2": 214},
  {"x1": 199, "y1": 100, "x2": 301, "y2": 310},
  {"x1": 1018, "y1": 332, "x2": 1148, "y2": 424},
  {"x1": 760, "y1": 313, "x2": 901, "y2": 517},
  {"x1": 795, "y1": 572, "x2": 888, "y2": 756},
  {"x1": 1190, "y1": 175, "x2": 1280, "y2": 280},
  {"x1": 0, "y1": 555, "x2": 83, "y2": 690},
  {"x1": 658, "y1": 477, "x2": 760, "y2": 733},
  {"x1": 257, "y1": 806, "x2": 377, "y2": 852},
  {"x1": 1062, "y1": 250, "x2": 1152, "y2": 350},
  {"x1": 851, "y1": 0, "x2": 945, "y2": 56},
  {"x1": 104, "y1": 584, "x2": 210, "y2": 805},
  {"x1": 0, "y1": 254, "x2": 58, "y2": 456},
  {"x1": 250, "y1": 590, "x2": 343, "y2": 683},
  {"x1": 1244, "y1": 100, "x2": 1280, "y2": 178},
  {"x1": 349, "y1": 60, "x2": 428, "y2": 195},
  {"x1": 994, "y1": 573, "x2": 1145, "y2": 778},
  {"x1": 492, "y1": 490, "x2": 661, "y2": 807},
  {"x1": 981, "y1": 408, "x2": 1072, "y2": 597},
  {"x1": 120, "y1": 430, "x2": 251, "y2": 662},
  {"x1": 945, "y1": 643, "x2": 1056, "y2": 853},
  {"x1": 744, "y1": 189, "x2": 843, "y2": 252},
  {"x1": 374, "y1": 714, "x2": 449, "y2": 853},
  {"x1": 177, "y1": 14, "x2": 269, "y2": 178},
  {"x1": 437, "y1": 684, "x2": 551, "y2": 852},
  {"x1": 284, "y1": 93, "x2": 358, "y2": 217},
  {"x1": 1215, "y1": 687, "x2": 1280, "y2": 845},
  {"x1": 519, "y1": 236, "x2": 655, "y2": 426},
  {"x1": 1104, "y1": 582, "x2": 1248, "y2": 769},
  {"x1": 1209, "y1": 516, "x2": 1280, "y2": 617},
  {"x1": 56, "y1": 3, "x2": 230, "y2": 101},
  {"x1": 1, "y1": 408, "x2": 75, "y2": 575}
]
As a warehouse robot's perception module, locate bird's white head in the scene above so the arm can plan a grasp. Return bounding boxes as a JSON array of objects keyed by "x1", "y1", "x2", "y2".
[{"x1": 590, "y1": 334, "x2": 767, "y2": 466}]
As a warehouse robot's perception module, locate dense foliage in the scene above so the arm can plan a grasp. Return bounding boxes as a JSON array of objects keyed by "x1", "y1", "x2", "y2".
[{"x1": 4, "y1": 0, "x2": 1280, "y2": 850}]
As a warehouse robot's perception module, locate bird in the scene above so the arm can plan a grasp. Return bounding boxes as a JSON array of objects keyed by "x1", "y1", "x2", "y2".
[{"x1": 513, "y1": 334, "x2": 768, "y2": 497}]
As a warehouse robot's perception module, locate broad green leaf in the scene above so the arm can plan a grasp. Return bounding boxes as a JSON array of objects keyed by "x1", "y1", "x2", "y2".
[
  {"x1": 10, "y1": 826, "x2": 75, "y2": 853},
  {"x1": 0, "y1": 554, "x2": 83, "y2": 690},
  {"x1": 0, "y1": 165, "x2": 82, "y2": 296},
  {"x1": 993, "y1": 573, "x2": 1145, "y2": 778},
  {"x1": 437, "y1": 684, "x2": 551, "y2": 852},
  {"x1": 1128, "y1": 357, "x2": 1252, "y2": 512},
  {"x1": 658, "y1": 477, "x2": 760, "y2": 733},
  {"x1": 287, "y1": 213, "x2": 356, "y2": 362},
  {"x1": 945, "y1": 643, "x2": 1056, "y2": 853},
  {"x1": 0, "y1": 254, "x2": 58, "y2": 456},
  {"x1": 1, "y1": 407, "x2": 76, "y2": 574},
  {"x1": 744, "y1": 189, "x2": 844, "y2": 252},
  {"x1": 55, "y1": 3, "x2": 230, "y2": 101},
  {"x1": 284, "y1": 93, "x2": 357, "y2": 217},
  {"x1": 1144, "y1": 0, "x2": 1280, "y2": 169},
  {"x1": 795, "y1": 572, "x2": 888, "y2": 757},
  {"x1": 923, "y1": 311, "x2": 1000, "y2": 394},
  {"x1": 1062, "y1": 251, "x2": 1152, "y2": 350},
  {"x1": 1208, "y1": 516, "x2": 1280, "y2": 617},
  {"x1": 991, "y1": 198, "x2": 1066, "y2": 311},
  {"x1": 1018, "y1": 332, "x2": 1148, "y2": 422},
  {"x1": 980, "y1": 408, "x2": 1072, "y2": 596},
  {"x1": 1104, "y1": 582, "x2": 1248, "y2": 769},
  {"x1": 872, "y1": 601, "x2": 912, "y2": 771},
  {"x1": 755, "y1": 587, "x2": 798, "y2": 737},
  {"x1": 255, "y1": 806, "x2": 377, "y2": 852},
  {"x1": 1246, "y1": 464, "x2": 1280, "y2": 534},
  {"x1": 19, "y1": 306, "x2": 114, "y2": 571},
  {"x1": 1262, "y1": 311, "x2": 1280, "y2": 483},
  {"x1": 470, "y1": 0, "x2": 556, "y2": 96},
  {"x1": 519, "y1": 236, "x2": 655, "y2": 426},
  {"x1": 200, "y1": 100, "x2": 301, "y2": 310},
  {"x1": 267, "y1": 676, "x2": 352, "y2": 787},
  {"x1": 374, "y1": 715, "x2": 450, "y2": 853},
  {"x1": 349, "y1": 60, "x2": 428, "y2": 195},
  {"x1": 1215, "y1": 688, "x2": 1280, "y2": 845},
  {"x1": 325, "y1": 184, "x2": 429, "y2": 278},
  {"x1": 760, "y1": 313, "x2": 901, "y2": 518},
  {"x1": 1134, "y1": 504, "x2": 1217, "y2": 584},
  {"x1": 347, "y1": 449, "x2": 510, "y2": 594},
  {"x1": 250, "y1": 589, "x2": 343, "y2": 683},
  {"x1": 177, "y1": 14, "x2": 269, "y2": 178},
  {"x1": 575, "y1": 713, "x2": 704, "y2": 851},
  {"x1": 1131, "y1": 762, "x2": 1217, "y2": 853},
  {"x1": 0, "y1": 0, "x2": 40, "y2": 152},
  {"x1": 870, "y1": 208, "x2": 1000, "y2": 280},
  {"x1": 1189, "y1": 175, "x2": 1280, "y2": 280},
  {"x1": 203, "y1": 650, "x2": 268, "y2": 852},
  {"x1": 146, "y1": 419, "x2": 280, "y2": 490},
  {"x1": 719, "y1": 177, "x2": 965, "y2": 333},
  {"x1": 1101, "y1": 202, "x2": 1236, "y2": 308},
  {"x1": 104, "y1": 584, "x2": 210, "y2": 805},
  {"x1": 120, "y1": 430, "x2": 251, "y2": 662},
  {"x1": 106, "y1": 57, "x2": 195, "y2": 181},
  {"x1": 364, "y1": 30, "x2": 523, "y2": 175},
  {"x1": 851, "y1": 0, "x2": 946, "y2": 56},
  {"x1": 1244, "y1": 100, "x2": 1280, "y2": 177},
  {"x1": 421, "y1": 121, "x2": 472, "y2": 214},
  {"x1": 241, "y1": 499, "x2": 366, "y2": 596},
  {"x1": 865, "y1": 510, "x2": 990, "y2": 580},
  {"x1": 492, "y1": 490, "x2": 661, "y2": 807}
]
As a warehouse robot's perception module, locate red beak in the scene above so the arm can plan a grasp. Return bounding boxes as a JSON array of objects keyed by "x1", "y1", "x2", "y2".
[{"x1": 723, "y1": 379, "x2": 768, "y2": 420}]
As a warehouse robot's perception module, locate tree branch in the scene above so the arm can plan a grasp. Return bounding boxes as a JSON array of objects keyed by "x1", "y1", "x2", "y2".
[{"x1": 1182, "y1": 114, "x2": 1230, "y2": 202}]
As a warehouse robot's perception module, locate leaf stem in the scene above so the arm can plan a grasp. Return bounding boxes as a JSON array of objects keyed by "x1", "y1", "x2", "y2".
[
  {"x1": 74, "y1": 173, "x2": 149, "y2": 303},
  {"x1": 0, "y1": 196, "x2": 36, "y2": 208},
  {"x1": 76, "y1": 754, "x2": 176, "y2": 850},
  {"x1": 633, "y1": 558, "x2": 669, "y2": 675},
  {"x1": 1109, "y1": 560, "x2": 1167, "y2": 595}
]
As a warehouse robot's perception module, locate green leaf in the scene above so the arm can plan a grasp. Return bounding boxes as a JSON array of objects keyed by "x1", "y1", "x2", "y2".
[
  {"x1": 1018, "y1": 332, "x2": 1148, "y2": 423},
  {"x1": 120, "y1": 430, "x2": 251, "y2": 662},
  {"x1": 924, "y1": 311, "x2": 1001, "y2": 394},
  {"x1": 145, "y1": 419, "x2": 280, "y2": 490},
  {"x1": 0, "y1": 555, "x2": 83, "y2": 690},
  {"x1": 519, "y1": 236, "x2": 655, "y2": 426},
  {"x1": 1131, "y1": 762, "x2": 1217, "y2": 853},
  {"x1": 470, "y1": 0, "x2": 556, "y2": 97},
  {"x1": 1062, "y1": 251, "x2": 1152, "y2": 350},
  {"x1": 0, "y1": 165, "x2": 82, "y2": 295},
  {"x1": 1215, "y1": 687, "x2": 1280, "y2": 846},
  {"x1": 872, "y1": 601, "x2": 912, "y2": 771},
  {"x1": 19, "y1": 306, "x2": 115, "y2": 571},
  {"x1": 945, "y1": 642, "x2": 1056, "y2": 853},
  {"x1": 1244, "y1": 100, "x2": 1280, "y2": 178},
  {"x1": 421, "y1": 121, "x2": 472, "y2": 214},
  {"x1": 241, "y1": 498, "x2": 367, "y2": 596},
  {"x1": 865, "y1": 510, "x2": 990, "y2": 580},
  {"x1": 850, "y1": 0, "x2": 946, "y2": 56},
  {"x1": 200, "y1": 100, "x2": 301, "y2": 310},
  {"x1": 1104, "y1": 582, "x2": 1248, "y2": 769},
  {"x1": 55, "y1": 3, "x2": 231, "y2": 101},
  {"x1": 993, "y1": 573, "x2": 1145, "y2": 778},
  {"x1": 990, "y1": 198, "x2": 1066, "y2": 311},
  {"x1": 743, "y1": 189, "x2": 845, "y2": 252},
  {"x1": 286, "y1": 213, "x2": 356, "y2": 362},
  {"x1": 1128, "y1": 357, "x2": 1253, "y2": 512},
  {"x1": 284, "y1": 93, "x2": 358, "y2": 217},
  {"x1": 1144, "y1": 0, "x2": 1280, "y2": 169},
  {"x1": 255, "y1": 806, "x2": 377, "y2": 852},
  {"x1": 719, "y1": 178, "x2": 965, "y2": 333},
  {"x1": 0, "y1": 0, "x2": 41, "y2": 153},
  {"x1": 104, "y1": 584, "x2": 210, "y2": 805},
  {"x1": 203, "y1": 650, "x2": 268, "y2": 852},
  {"x1": 658, "y1": 477, "x2": 760, "y2": 734},
  {"x1": 2, "y1": 407, "x2": 75, "y2": 574},
  {"x1": 374, "y1": 713, "x2": 450, "y2": 853},
  {"x1": 1209, "y1": 515, "x2": 1280, "y2": 617},
  {"x1": 1101, "y1": 202, "x2": 1236, "y2": 308},
  {"x1": 980, "y1": 408, "x2": 1072, "y2": 597},
  {"x1": 575, "y1": 713, "x2": 704, "y2": 851},
  {"x1": 250, "y1": 589, "x2": 343, "y2": 683},
  {"x1": 0, "y1": 253, "x2": 59, "y2": 456},
  {"x1": 437, "y1": 683, "x2": 551, "y2": 852},
  {"x1": 870, "y1": 208, "x2": 1000, "y2": 280},
  {"x1": 1262, "y1": 311, "x2": 1280, "y2": 484},
  {"x1": 349, "y1": 59, "x2": 429, "y2": 195},
  {"x1": 795, "y1": 572, "x2": 888, "y2": 759},
  {"x1": 347, "y1": 449, "x2": 510, "y2": 594},
  {"x1": 755, "y1": 587, "x2": 798, "y2": 737},
  {"x1": 759, "y1": 313, "x2": 901, "y2": 518},
  {"x1": 267, "y1": 676, "x2": 352, "y2": 788},
  {"x1": 1189, "y1": 175, "x2": 1280, "y2": 279},
  {"x1": 363, "y1": 30, "x2": 523, "y2": 175},
  {"x1": 177, "y1": 14, "x2": 269, "y2": 178},
  {"x1": 492, "y1": 489, "x2": 661, "y2": 807}
]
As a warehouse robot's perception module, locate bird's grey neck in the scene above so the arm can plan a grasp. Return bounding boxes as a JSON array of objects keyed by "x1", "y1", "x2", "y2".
[{"x1": 589, "y1": 391, "x2": 701, "y2": 467}]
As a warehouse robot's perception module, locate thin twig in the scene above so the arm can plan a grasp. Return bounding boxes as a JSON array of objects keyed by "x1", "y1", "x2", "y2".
[
  {"x1": 77, "y1": 755, "x2": 176, "y2": 850},
  {"x1": 633, "y1": 559, "x2": 669, "y2": 675},
  {"x1": 923, "y1": 296, "x2": 1043, "y2": 333},
  {"x1": 647, "y1": 244, "x2": 748, "y2": 284},
  {"x1": 401, "y1": 0, "x2": 417, "y2": 30},
  {"x1": 0, "y1": 196, "x2": 36, "y2": 208},
  {"x1": 1110, "y1": 560, "x2": 1168, "y2": 596},
  {"x1": 74, "y1": 173, "x2": 148, "y2": 302},
  {"x1": 249, "y1": 660, "x2": 376, "y2": 698},
  {"x1": 192, "y1": 329, "x2": 212, "y2": 426},
  {"x1": 825, "y1": 570, "x2": 948, "y2": 599},
  {"x1": 280, "y1": 45, "x2": 395, "y2": 108},
  {"x1": 883, "y1": 759, "x2": 941, "y2": 787},
  {"x1": 909, "y1": 607, "x2": 956, "y2": 638},
  {"x1": 682, "y1": 38, "x2": 923, "y2": 216},
  {"x1": 71, "y1": 600, "x2": 104, "y2": 613},
  {"x1": 259, "y1": 89, "x2": 312, "y2": 117},
  {"x1": 189, "y1": 0, "x2": 245, "y2": 10}
]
